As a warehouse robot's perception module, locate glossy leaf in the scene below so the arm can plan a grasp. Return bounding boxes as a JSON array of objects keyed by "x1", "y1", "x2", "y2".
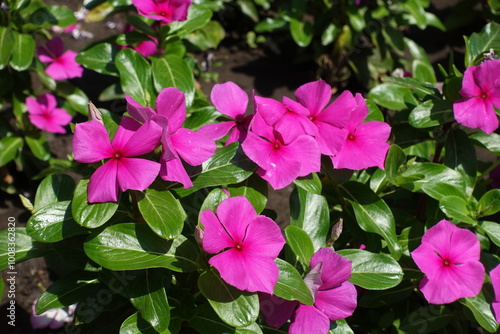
[
  {"x1": 10, "y1": 32, "x2": 35, "y2": 71},
  {"x1": 337, "y1": 249, "x2": 404, "y2": 290},
  {"x1": 480, "y1": 221, "x2": 500, "y2": 247},
  {"x1": 289, "y1": 18, "x2": 313, "y2": 47},
  {"x1": 186, "y1": 20, "x2": 225, "y2": 51},
  {"x1": 408, "y1": 99, "x2": 454, "y2": 128},
  {"x1": 478, "y1": 189, "x2": 500, "y2": 217},
  {"x1": 293, "y1": 173, "x2": 322, "y2": 195},
  {"x1": 329, "y1": 319, "x2": 354, "y2": 334},
  {"x1": 169, "y1": 4, "x2": 212, "y2": 37},
  {"x1": 128, "y1": 269, "x2": 170, "y2": 333},
  {"x1": 173, "y1": 143, "x2": 254, "y2": 197},
  {"x1": 444, "y1": 129, "x2": 476, "y2": 197},
  {"x1": 385, "y1": 145, "x2": 406, "y2": 185},
  {"x1": 34, "y1": 174, "x2": 75, "y2": 211},
  {"x1": 35, "y1": 272, "x2": 99, "y2": 314},
  {"x1": 25, "y1": 4, "x2": 76, "y2": 28},
  {"x1": 25, "y1": 134, "x2": 51, "y2": 161},
  {"x1": 138, "y1": 188, "x2": 186, "y2": 239},
  {"x1": 0, "y1": 228, "x2": 52, "y2": 270},
  {"x1": 189, "y1": 303, "x2": 263, "y2": 334},
  {"x1": 470, "y1": 131, "x2": 500, "y2": 155},
  {"x1": 341, "y1": 182, "x2": 402, "y2": 259},
  {"x1": 461, "y1": 292, "x2": 499, "y2": 333},
  {"x1": 274, "y1": 258, "x2": 313, "y2": 305},
  {"x1": 0, "y1": 136, "x2": 23, "y2": 167},
  {"x1": 439, "y1": 196, "x2": 476, "y2": 225},
  {"x1": 227, "y1": 175, "x2": 268, "y2": 214},
  {"x1": 120, "y1": 312, "x2": 160, "y2": 334},
  {"x1": 72, "y1": 179, "x2": 118, "y2": 229},
  {"x1": 84, "y1": 223, "x2": 198, "y2": 272},
  {"x1": 0, "y1": 27, "x2": 13, "y2": 69},
  {"x1": 76, "y1": 43, "x2": 119, "y2": 76},
  {"x1": 115, "y1": 48, "x2": 154, "y2": 107},
  {"x1": 198, "y1": 269, "x2": 259, "y2": 327},
  {"x1": 285, "y1": 225, "x2": 315, "y2": 269},
  {"x1": 368, "y1": 83, "x2": 411, "y2": 110},
  {"x1": 57, "y1": 82, "x2": 90, "y2": 115},
  {"x1": 400, "y1": 305, "x2": 452, "y2": 333},
  {"x1": 465, "y1": 22, "x2": 500, "y2": 66},
  {"x1": 255, "y1": 17, "x2": 287, "y2": 33},
  {"x1": 151, "y1": 55, "x2": 195, "y2": 107},
  {"x1": 27, "y1": 201, "x2": 89, "y2": 242}
]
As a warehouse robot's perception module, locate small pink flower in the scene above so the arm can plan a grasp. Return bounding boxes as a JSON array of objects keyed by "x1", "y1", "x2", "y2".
[
  {"x1": 260, "y1": 248, "x2": 357, "y2": 334},
  {"x1": 132, "y1": 0, "x2": 192, "y2": 25},
  {"x1": 411, "y1": 220, "x2": 485, "y2": 304},
  {"x1": 453, "y1": 59, "x2": 500, "y2": 134},
  {"x1": 242, "y1": 114, "x2": 320, "y2": 190},
  {"x1": 30, "y1": 299, "x2": 76, "y2": 330},
  {"x1": 37, "y1": 37, "x2": 83, "y2": 80},
  {"x1": 201, "y1": 196, "x2": 285, "y2": 293},
  {"x1": 73, "y1": 117, "x2": 163, "y2": 203},
  {"x1": 198, "y1": 81, "x2": 254, "y2": 145},
  {"x1": 26, "y1": 94, "x2": 72, "y2": 134},
  {"x1": 490, "y1": 265, "x2": 500, "y2": 323}
]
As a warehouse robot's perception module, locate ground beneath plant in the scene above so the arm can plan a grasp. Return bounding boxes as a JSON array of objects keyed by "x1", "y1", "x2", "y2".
[{"x1": 0, "y1": 0, "x2": 485, "y2": 333}]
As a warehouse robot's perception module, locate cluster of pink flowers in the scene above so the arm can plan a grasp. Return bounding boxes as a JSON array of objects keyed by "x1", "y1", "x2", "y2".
[
  {"x1": 37, "y1": 37, "x2": 83, "y2": 81},
  {"x1": 453, "y1": 59, "x2": 500, "y2": 134},
  {"x1": 132, "y1": 0, "x2": 192, "y2": 25},
  {"x1": 25, "y1": 94, "x2": 72, "y2": 134},
  {"x1": 200, "y1": 80, "x2": 391, "y2": 189}
]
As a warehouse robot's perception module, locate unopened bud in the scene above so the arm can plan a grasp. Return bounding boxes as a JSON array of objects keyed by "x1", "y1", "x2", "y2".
[
  {"x1": 327, "y1": 218, "x2": 343, "y2": 246},
  {"x1": 88, "y1": 101, "x2": 103, "y2": 123},
  {"x1": 194, "y1": 225, "x2": 204, "y2": 246}
]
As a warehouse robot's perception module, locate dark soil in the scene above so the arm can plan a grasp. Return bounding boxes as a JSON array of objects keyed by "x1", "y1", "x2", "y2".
[{"x1": 0, "y1": 0, "x2": 488, "y2": 333}]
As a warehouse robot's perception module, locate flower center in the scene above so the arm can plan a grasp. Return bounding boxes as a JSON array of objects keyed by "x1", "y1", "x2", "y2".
[
  {"x1": 480, "y1": 92, "x2": 488, "y2": 100},
  {"x1": 273, "y1": 141, "x2": 281, "y2": 150},
  {"x1": 442, "y1": 258, "x2": 451, "y2": 267},
  {"x1": 113, "y1": 151, "x2": 123, "y2": 159},
  {"x1": 158, "y1": 11, "x2": 168, "y2": 17},
  {"x1": 234, "y1": 242, "x2": 244, "y2": 251},
  {"x1": 347, "y1": 133, "x2": 355, "y2": 141}
]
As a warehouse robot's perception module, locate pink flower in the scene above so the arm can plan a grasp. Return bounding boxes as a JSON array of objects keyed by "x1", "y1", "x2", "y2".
[
  {"x1": 30, "y1": 299, "x2": 76, "y2": 330},
  {"x1": 132, "y1": 0, "x2": 192, "y2": 25},
  {"x1": 329, "y1": 92, "x2": 391, "y2": 170},
  {"x1": 25, "y1": 94, "x2": 72, "y2": 134},
  {"x1": 198, "y1": 81, "x2": 253, "y2": 145},
  {"x1": 201, "y1": 196, "x2": 285, "y2": 293},
  {"x1": 126, "y1": 87, "x2": 216, "y2": 189},
  {"x1": 37, "y1": 37, "x2": 83, "y2": 80},
  {"x1": 73, "y1": 117, "x2": 162, "y2": 203},
  {"x1": 453, "y1": 60, "x2": 500, "y2": 134},
  {"x1": 242, "y1": 114, "x2": 320, "y2": 190},
  {"x1": 134, "y1": 39, "x2": 159, "y2": 57},
  {"x1": 491, "y1": 265, "x2": 500, "y2": 323},
  {"x1": 411, "y1": 220, "x2": 485, "y2": 304},
  {"x1": 260, "y1": 248, "x2": 357, "y2": 334}
]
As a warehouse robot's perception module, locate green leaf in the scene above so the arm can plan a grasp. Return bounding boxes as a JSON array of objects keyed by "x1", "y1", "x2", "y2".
[
  {"x1": 198, "y1": 188, "x2": 229, "y2": 222},
  {"x1": 198, "y1": 269, "x2": 259, "y2": 327},
  {"x1": 412, "y1": 59, "x2": 436, "y2": 84},
  {"x1": 76, "y1": 43, "x2": 118, "y2": 76},
  {"x1": 227, "y1": 175, "x2": 268, "y2": 214},
  {"x1": 408, "y1": 99, "x2": 454, "y2": 128},
  {"x1": 27, "y1": 201, "x2": 89, "y2": 242},
  {"x1": 289, "y1": 18, "x2": 313, "y2": 47},
  {"x1": 126, "y1": 16, "x2": 156, "y2": 37},
  {"x1": 56, "y1": 82, "x2": 90, "y2": 115},
  {"x1": 34, "y1": 174, "x2": 75, "y2": 211},
  {"x1": 0, "y1": 27, "x2": 13, "y2": 69},
  {"x1": 120, "y1": 312, "x2": 160, "y2": 334},
  {"x1": 290, "y1": 189, "x2": 330, "y2": 252},
  {"x1": 368, "y1": 83, "x2": 411, "y2": 110},
  {"x1": 444, "y1": 129, "x2": 476, "y2": 197},
  {"x1": 470, "y1": 131, "x2": 500, "y2": 155},
  {"x1": 237, "y1": 0, "x2": 259, "y2": 22},
  {"x1": 439, "y1": 196, "x2": 476, "y2": 225},
  {"x1": 478, "y1": 189, "x2": 500, "y2": 217},
  {"x1": 186, "y1": 20, "x2": 226, "y2": 51},
  {"x1": 359, "y1": 281, "x2": 414, "y2": 308},
  {"x1": 25, "y1": 134, "x2": 51, "y2": 161},
  {"x1": 329, "y1": 319, "x2": 354, "y2": 334},
  {"x1": 151, "y1": 55, "x2": 195, "y2": 107},
  {"x1": 25, "y1": 4, "x2": 77, "y2": 28},
  {"x1": 385, "y1": 145, "x2": 406, "y2": 185},
  {"x1": 0, "y1": 136, "x2": 23, "y2": 167},
  {"x1": 293, "y1": 173, "x2": 322, "y2": 194},
  {"x1": 381, "y1": 76, "x2": 439, "y2": 96},
  {"x1": 10, "y1": 32, "x2": 34, "y2": 71},
  {"x1": 72, "y1": 179, "x2": 118, "y2": 228},
  {"x1": 173, "y1": 143, "x2": 254, "y2": 197},
  {"x1": 84, "y1": 223, "x2": 198, "y2": 272},
  {"x1": 115, "y1": 48, "x2": 154, "y2": 106},
  {"x1": 35, "y1": 272, "x2": 99, "y2": 314},
  {"x1": 341, "y1": 182, "x2": 402, "y2": 259},
  {"x1": 465, "y1": 22, "x2": 500, "y2": 66},
  {"x1": 169, "y1": 4, "x2": 212, "y2": 37},
  {"x1": 337, "y1": 249, "x2": 404, "y2": 290},
  {"x1": 274, "y1": 258, "x2": 313, "y2": 305},
  {"x1": 255, "y1": 17, "x2": 287, "y2": 33},
  {"x1": 400, "y1": 305, "x2": 452, "y2": 333},
  {"x1": 138, "y1": 188, "x2": 186, "y2": 239},
  {"x1": 480, "y1": 221, "x2": 500, "y2": 247},
  {"x1": 285, "y1": 225, "x2": 315, "y2": 269},
  {"x1": 365, "y1": 99, "x2": 385, "y2": 122},
  {"x1": 127, "y1": 269, "x2": 170, "y2": 333},
  {"x1": 0, "y1": 228, "x2": 52, "y2": 270},
  {"x1": 189, "y1": 303, "x2": 261, "y2": 334},
  {"x1": 461, "y1": 292, "x2": 499, "y2": 333}
]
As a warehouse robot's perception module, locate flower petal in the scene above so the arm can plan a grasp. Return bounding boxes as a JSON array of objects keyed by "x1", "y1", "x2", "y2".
[
  {"x1": 170, "y1": 128, "x2": 216, "y2": 166},
  {"x1": 156, "y1": 87, "x2": 186, "y2": 133},
  {"x1": 314, "y1": 282, "x2": 357, "y2": 321},
  {"x1": 45, "y1": 62, "x2": 70, "y2": 81},
  {"x1": 294, "y1": 79, "x2": 332, "y2": 117},
  {"x1": 453, "y1": 96, "x2": 499, "y2": 134},
  {"x1": 125, "y1": 94, "x2": 156, "y2": 123},
  {"x1": 318, "y1": 90, "x2": 357, "y2": 128},
  {"x1": 254, "y1": 95, "x2": 287, "y2": 126},
  {"x1": 243, "y1": 215, "x2": 285, "y2": 258},
  {"x1": 88, "y1": 159, "x2": 119, "y2": 203},
  {"x1": 38, "y1": 94, "x2": 57, "y2": 111},
  {"x1": 26, "y1": 96, "x2": 42, "y2": 115},
  {"x1": 73, "y1": 121, "x2": 114, "y2": 163},
  {"x1": 210, "y1": 81, "x2": 248, "y2": 119},
  {"x1": 289, "y1": 304, "x2": 330, "y2": 334},
  {"x1": 160, "y1": 155, "x2": 193, "y2": 189},
  {"x1": 209, "y1": 249, "x2": 280, "y2": 293},
  {"x1": 46, "y1": 37, "x2": 64, "y2": 57},
  {"x1": 491, "y1": 265, "x2": 500, "y2": 301},
  {"x1": 310, "y1": 247, "x2": 352, "y2": 290},
  {"x1": 315, "y1": 121, "x2": 348, "y2": 156},
  {"x1": 58, "y1": 50, "x2": 84, "y2": 79},
  {"x1": 215, "y1": 196, "x2": 257, "y2": 242},
  {"x1": 198, "y1": 121, "x2": 236, "y2": 141},
  {"x1": 116, "y1": 157, "x2": 160, "y2": 192},
  {"x1": 120, "y1": 118, "x2": 163, "y2": 157},
  {"x1": 201, "y1": 209, "x2": 234, "y2": 254},
  {"x1": 259, "y1": 293, "x2": 298, "y2": 329}
]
